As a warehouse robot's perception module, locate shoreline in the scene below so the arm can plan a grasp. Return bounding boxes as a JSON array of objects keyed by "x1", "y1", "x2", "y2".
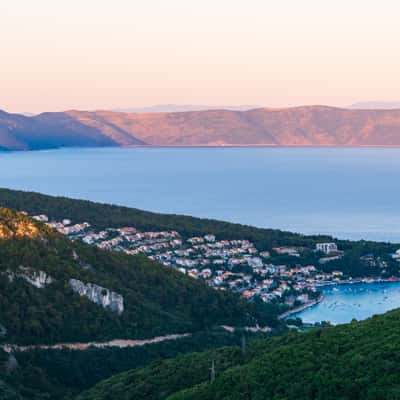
[
  {"x1": 314, "y1": 277, "x2": 400, "y2": 288},
  {"x1": 278, "y1": 295, "x2": 324, "y2": 320},
  {"x1": 4, "y1": 144, "x2": 400, "y2": 155},
  {"x1": 279, "y1": 278, "x2": 400, "y2": 321}
]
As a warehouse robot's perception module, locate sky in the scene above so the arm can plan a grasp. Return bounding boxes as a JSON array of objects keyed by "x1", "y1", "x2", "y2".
[{"x1": 1, "y1": 0, "x2": 399, "y2": 113}]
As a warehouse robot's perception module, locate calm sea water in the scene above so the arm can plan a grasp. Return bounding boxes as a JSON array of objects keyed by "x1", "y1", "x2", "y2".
[
  {"x1": 294, "y1": 282, "x2": 400, "y2": 324},
  {"x1": 0, "y1": 146, "x2": 400, "y2": 242}
]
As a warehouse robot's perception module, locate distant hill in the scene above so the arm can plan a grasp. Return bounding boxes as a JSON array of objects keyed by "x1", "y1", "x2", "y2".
[
  {"x1": 2, "y1": 106, "x2": 400, "y2": 150},
  {"x1": 349, "y1": 101, "x2": 400, "y2": 110},
  {"x1": 113, "y1": 104, "x2": 259, "y2": 113},
  {"x1": 0, "y1": 110, "x2": 121, "y2": 151}
]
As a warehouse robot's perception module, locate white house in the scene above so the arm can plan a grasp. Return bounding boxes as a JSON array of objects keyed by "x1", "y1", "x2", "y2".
[{"x1": 316, "y1": 242, "x2": 338, "y2": 254}]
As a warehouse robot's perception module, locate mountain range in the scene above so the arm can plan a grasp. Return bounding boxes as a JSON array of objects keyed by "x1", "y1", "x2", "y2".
[{"x1": 2, "y1": 106, "x2": 400, "y2": 150}]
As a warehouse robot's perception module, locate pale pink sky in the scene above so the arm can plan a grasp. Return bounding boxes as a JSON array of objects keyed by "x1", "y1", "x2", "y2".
[{"x1": 1, "y1": 0, "x2": 399, "y2": 113}]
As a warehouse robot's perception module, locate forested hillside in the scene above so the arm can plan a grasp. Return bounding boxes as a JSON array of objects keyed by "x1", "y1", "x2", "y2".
[
  {"x1": 0, "y1": 188, "x2": 330, "y2": 248},
  {"x1": 0, "y1": 188, "x2": 398, "y2": 279},
  {"x1": 1, "y1": 189, "x2": 400, "y2": 400},
  {"x1": 1, "y1": 331, "x2": 247, "y2": 400},
  {"x1": 1, "y1": 188, "x2": 398, "y2": 250},
  {"x1": 0, "y1": 208, "x2": 272, "y2": 346},
  {"x1": 78, "y1": 308, "x2": 400, "y2": 400},
  {"x1": 0, "y1": 206, "x2": 277, "y2": 399}
]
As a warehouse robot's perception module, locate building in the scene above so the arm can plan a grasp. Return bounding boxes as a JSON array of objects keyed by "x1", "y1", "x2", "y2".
[
  {"x1": 316, "y1": 242, "x2": 338, "y2": 254},
  {"x1": 32, "y1": 214, "x2": 48, "y2": 222},
  {"x1": 391, "y1": 249, "x2": 400, "y2": 260},
  {"x1": 273, "y1": 247, "x2": 300, "y2": 257}
]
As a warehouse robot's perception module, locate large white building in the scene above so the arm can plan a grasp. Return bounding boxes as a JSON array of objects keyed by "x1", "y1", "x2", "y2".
[{"x1": 316, "y1": 242, "x2": 338, "y2": 254}]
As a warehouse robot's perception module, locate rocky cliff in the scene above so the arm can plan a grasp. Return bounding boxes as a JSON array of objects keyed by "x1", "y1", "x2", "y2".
[{"x1": 69, "y1": 279, "x2": 124, "y2": 314}]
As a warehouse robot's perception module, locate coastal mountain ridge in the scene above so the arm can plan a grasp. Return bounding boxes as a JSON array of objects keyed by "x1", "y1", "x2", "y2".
[{"x1": 2, "y1": 106, "x2": 400, "y2": 150}]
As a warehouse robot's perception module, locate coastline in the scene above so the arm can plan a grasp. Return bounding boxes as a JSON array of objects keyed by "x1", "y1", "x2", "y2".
[
  {"x1": 314, "y1": 276, "x2": 400, "y2": 287},
  {"x1": 279, "y1": 277, "x2": 400, "y2": 321},
  {"x1": 3, "y1": 144, "x2": 400, "y2": 155},
  {"x1": 278, "y1": 295, "x2": 324, "y2": 320}
]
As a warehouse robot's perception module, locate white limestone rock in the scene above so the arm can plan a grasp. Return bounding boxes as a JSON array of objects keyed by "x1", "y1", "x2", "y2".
[
  {"x1": 4, "y1": 267, "x2": 54, "y2": 288},
  {"x1": 69, "y1": 279, "x2": 124, "y2": 314},
  {"x1": 18, "y1": 267, "x2": 54, "y2": 288}
]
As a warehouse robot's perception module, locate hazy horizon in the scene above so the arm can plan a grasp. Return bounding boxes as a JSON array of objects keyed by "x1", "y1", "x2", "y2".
[
  {"x1": 3, "y1": 101, "x2": 400, "y2": 116},
  {"x1": 1, "y1": 0, "x2": 400, "y2": 113}
]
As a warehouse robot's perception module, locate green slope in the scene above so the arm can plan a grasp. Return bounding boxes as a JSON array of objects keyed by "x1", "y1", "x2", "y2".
[
  {"x1": 77, "y1": 309, "x2": 400, "y2": 400},
  {"x1": 1, "y1": 189, "x2": 400, "y2": 400},
  {"x1": 0, "y1": 208, "x2": 271, "y2": 346},
  {"x1": 0, "y1": 188, "x2": 398, "y2": 280},
  {"x1": 0, "y1": 380, "x2": 22, "y2": 400},
  {"x1": 0, "y1": 188, "x2": 343, "y2": 247},
  {"x1": 76, "y1": 346, "x2": 244, "y2": 400}
]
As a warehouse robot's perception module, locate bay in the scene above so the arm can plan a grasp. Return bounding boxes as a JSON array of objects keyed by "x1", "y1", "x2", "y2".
[{"x1": 294, "y1": 282, "x2": 400, "y2": 324}]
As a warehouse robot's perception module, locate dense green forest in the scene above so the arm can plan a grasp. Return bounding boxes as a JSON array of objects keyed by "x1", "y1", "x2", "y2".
[
  {"x1": 0, "y1": 199, "x2": 279, "y2": 400},
  {"x1": 0, "y1": 208, "x2": 275, "y2": 346},
  {"x1": 0, "y1": 188, "x2": 398, "y2": 278},
  {"x1": 0, "y1": 188, "x2": 334, "y2": 248},
  {"x1": 77, "y1": 346, "x2": 245, "y2": 400},
  {"x1": 0, "y1": 380, "x2": 21, "y2": 400},
  {"x1": 78, "y1": 308, "x2": 400, "y2": 400},
  {"x1": 1, "y1": 330, "x2": 258, "y2": 400}
]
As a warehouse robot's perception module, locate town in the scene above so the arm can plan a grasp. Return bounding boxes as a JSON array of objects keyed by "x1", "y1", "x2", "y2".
[{"x1": 31, "y1": 213, "x2": 398, "y2": 312}]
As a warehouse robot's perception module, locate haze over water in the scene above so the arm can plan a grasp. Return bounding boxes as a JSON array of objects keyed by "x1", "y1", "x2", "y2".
[{"x1": 0, "y1": 146, "x2": 400, "y2": 242}]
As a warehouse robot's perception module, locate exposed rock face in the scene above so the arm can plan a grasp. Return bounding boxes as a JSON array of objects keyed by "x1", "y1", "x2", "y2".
[
  {"x1": 4, "y1": 267, "x2": 54, "y2": 289},
  {"x1": 17, "y1": 267, "x2": 54, "y2": 288},
  {"x1": 69, "y1": 279, "x2": 124, "y2": 314}
]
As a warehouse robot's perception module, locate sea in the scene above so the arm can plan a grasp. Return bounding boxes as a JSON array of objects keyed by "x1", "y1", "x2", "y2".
[
  {"x1": 1, "y1": 146, "x2": 400, "y2": 323},
  {"x1": 292, "y1": 282, "x2": 400, "y2": 324},
  {"x1": 0, "y1": 146, "x2": 399, "y2": 242}
]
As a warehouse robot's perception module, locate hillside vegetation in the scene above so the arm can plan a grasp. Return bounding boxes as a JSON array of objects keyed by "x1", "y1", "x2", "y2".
[
  {"x1": 0, "y1": 190, "x2": 400, "y2": 399},
  {"x1": 1, "y1": 331, "x2": 247, "y2": 400},
  {"x1": 0, "y1": 208, "x2": 271, "y2": 346},
  {"x1": 0, "y1": 188, "x2": 398, "y2": 280},
  {"x1": 78, "y1": 308, "x2": 400, "y2": 400},
  {"x1": 0, "y1": 204, "x2": 277, "y2": 399}
]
